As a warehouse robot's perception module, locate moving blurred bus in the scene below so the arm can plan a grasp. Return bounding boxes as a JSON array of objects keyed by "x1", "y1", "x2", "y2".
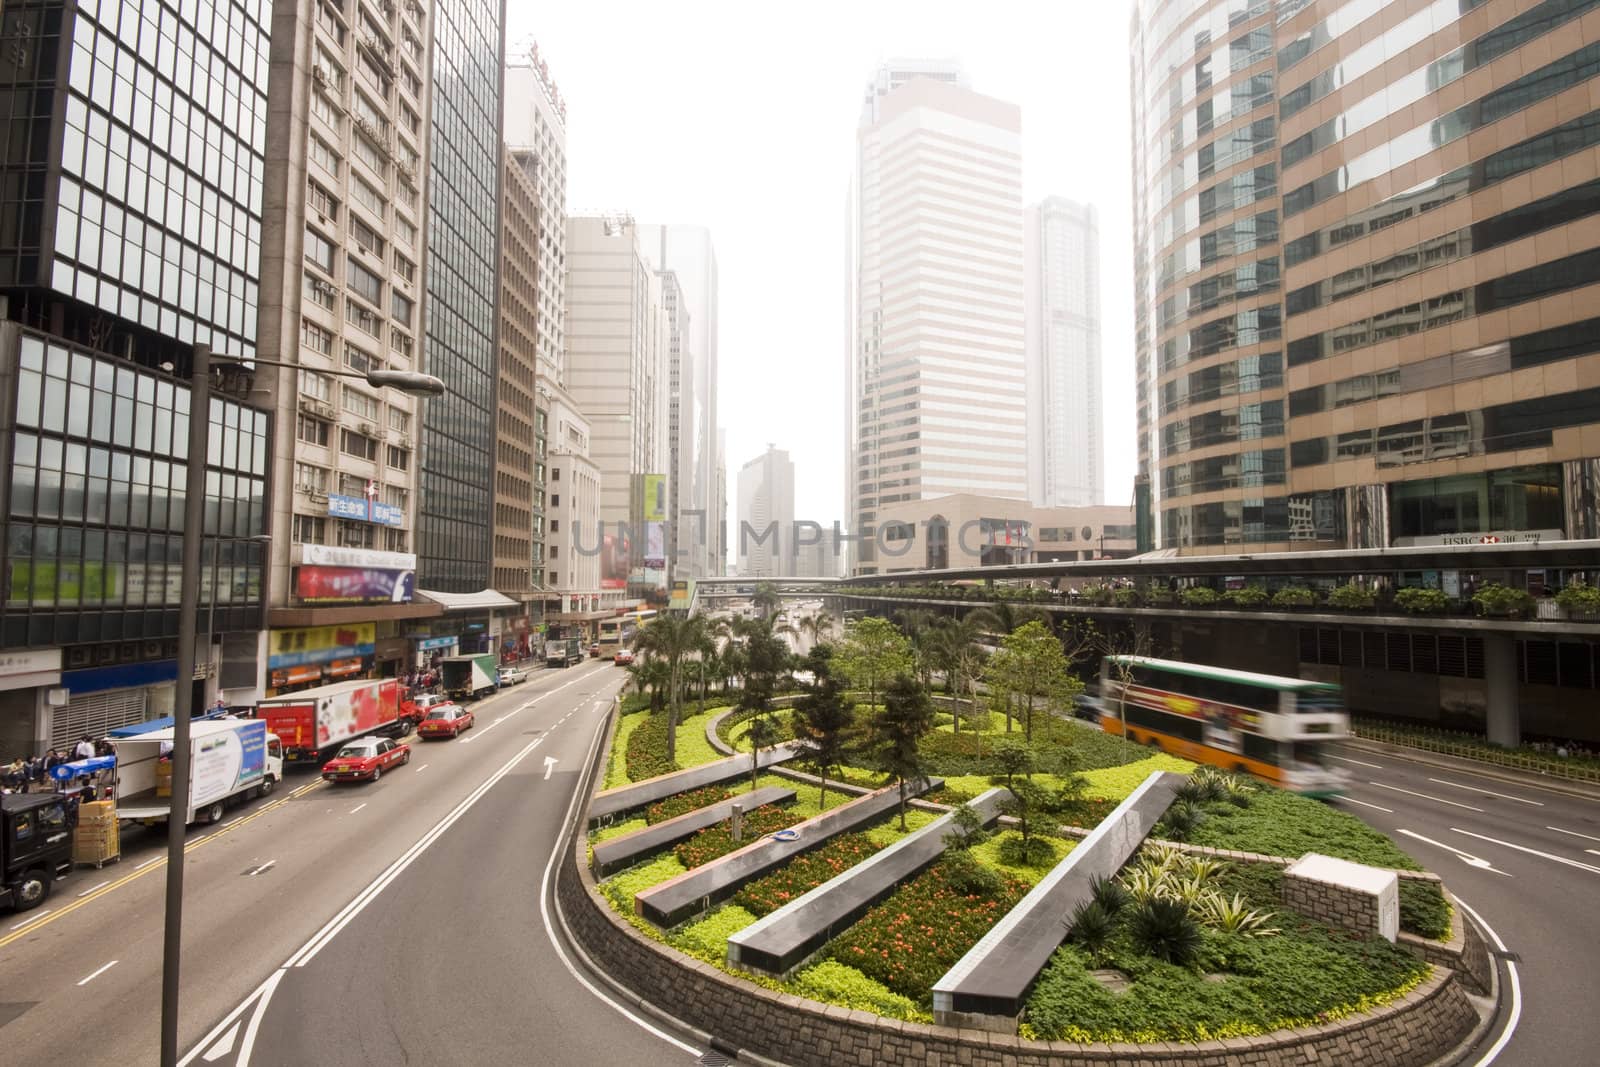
[{"x1": 1098, "y1": 656, "x2": 1351, "y2": 796}]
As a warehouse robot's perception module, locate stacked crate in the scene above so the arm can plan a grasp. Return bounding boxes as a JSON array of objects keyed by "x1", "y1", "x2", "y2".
[{"x1": 73, "y1": 800, "x2": 121, "y2": 867}]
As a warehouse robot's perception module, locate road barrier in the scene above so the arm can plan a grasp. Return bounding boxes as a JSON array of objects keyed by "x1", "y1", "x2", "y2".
[{"x1": 1352, "y1": 721, "x2": 1600, "y2": 785}]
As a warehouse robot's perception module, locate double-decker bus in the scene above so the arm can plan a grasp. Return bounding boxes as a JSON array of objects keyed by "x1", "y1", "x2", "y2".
[
  {"x1": 1098, "y1": 656, "x2": 1351, "y2": 796},
  {"x1": 598, "y1": 608, "x2": 657, "y2": 654}
]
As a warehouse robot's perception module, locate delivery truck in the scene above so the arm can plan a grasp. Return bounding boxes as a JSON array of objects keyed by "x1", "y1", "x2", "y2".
[
  {"x1": 1, "y1": 794, "x2": 74, "y2": 911},
  {"x1": 112, "y1": 718, "x2": 285, "y2": 826},
  {"x1": 440, "y1": 653, "x2": 500, "y2": 700},
  {"x1": 257, "y1": 678, "x2": 404, "y2": 763},
  {"x1": 545, "y1": 637, "x2": 583, "y2": 669}
]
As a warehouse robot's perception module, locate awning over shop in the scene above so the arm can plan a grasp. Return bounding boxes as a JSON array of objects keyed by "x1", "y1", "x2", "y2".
[{"x1": 416, "y1": 588, "x2": 521, "y2": 613}]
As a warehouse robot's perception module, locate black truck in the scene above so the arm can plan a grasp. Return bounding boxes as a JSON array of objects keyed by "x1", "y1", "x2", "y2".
[{"x1": 2, "y1": 793, "x2": 74, "y2": 911}]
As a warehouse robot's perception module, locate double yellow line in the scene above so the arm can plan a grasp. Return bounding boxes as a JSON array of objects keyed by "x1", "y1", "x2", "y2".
[{"x1": 0, "y1": 778, "x2": 326, "y2": 950}]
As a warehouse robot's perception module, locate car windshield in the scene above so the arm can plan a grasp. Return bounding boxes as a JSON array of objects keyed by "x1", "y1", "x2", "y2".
[{"x1": 337, "y1": 745, "x2": 374, "y2": 758}]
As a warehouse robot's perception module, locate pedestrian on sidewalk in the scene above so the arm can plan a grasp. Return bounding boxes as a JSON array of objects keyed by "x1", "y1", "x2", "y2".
[{"x1": 74, "y1": 734, "x2": 96, "y2": 760}]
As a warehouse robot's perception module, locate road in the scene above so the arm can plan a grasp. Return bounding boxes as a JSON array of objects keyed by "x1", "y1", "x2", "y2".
[
  {"x1": 0, "y1": 660, "x2": 704, "y2": 1067},
  {"x1": 1327, "y1": 740, "x2": 1600, "y2": 1065}
]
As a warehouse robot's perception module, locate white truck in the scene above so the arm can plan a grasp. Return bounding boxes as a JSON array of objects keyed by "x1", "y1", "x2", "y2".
[{"x1": 113, "y1": 718, "x2": 284, "y2": 826}]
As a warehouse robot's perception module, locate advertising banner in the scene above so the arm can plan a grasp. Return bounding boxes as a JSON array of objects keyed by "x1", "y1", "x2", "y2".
[
  {"x1": 268, "y1": 623, "x2": 376, "y2": 669},
  {"x1": 191, "y1": 721, "x2": 267, "y2": 809},
  {"x1": 642, "y1": 474, "x2": 667, "y2": 522},
  {"x1": 327, "y1": 493, "x2": 404, "y2": 527},
  {"x1": 294, "y1": 565, "x2": 415, "y2": 604},
  {"x1": 601, "y1": 527, "x2": 631, "y2": 590}
]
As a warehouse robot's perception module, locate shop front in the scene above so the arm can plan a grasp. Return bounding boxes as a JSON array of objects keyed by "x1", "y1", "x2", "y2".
[
  {"x1": 266, "y1": 623, "x2": 375, "y2": 697},
  {"x1": 0, "y1": 649, "x2": 62, "y2": 757}
]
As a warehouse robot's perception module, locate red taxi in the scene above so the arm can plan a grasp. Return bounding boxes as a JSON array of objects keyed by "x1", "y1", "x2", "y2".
[
  {"x1": 418, "y1": 705, "x2": 475, "y2": 740},
  {"x1": 613, "y1": 649, "x2": 635, "y2": 666},
  {"x1": 321, "y1": 736, "x2": 411, "y2": 783}
]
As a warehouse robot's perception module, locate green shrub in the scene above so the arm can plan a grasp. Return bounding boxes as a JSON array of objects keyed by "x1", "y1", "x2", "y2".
[
  {"x1": 1394, "y1": 587, "x2": 1452, "y2": 614},
  {"x1": 1111, "y1": 587, "x2": 1143, "y2": 608},
  {"x1": 1180, "y1": 586, "x2": 1220, "y2": 607},
  {"x1": 1090, "y1": 872, "x2": 1131, "y2": 916},
  {"x1": 943, "y1": 848, "x2": 1004, "y2": 895},
  {"x1": 1067, "y1": 899, "x2": 1116, "y2": 961},
  {"x1": 1326, "y1": 583, "x2": 1376, "y2": 609},
  {"x1": 997, "y1": 831, "x2": 1060, "y2": 868},
  {"x1": 1472, "y1": 582, "x2": 1536, "y2": 618},
  {"x1": 672, "y1": 905, "x2": 759, "y2": 963},
  {"x1": 1154, "y1": 799, "x2": 1206, "y2": 842},
  {"x1": 1129, "y1": 898, "x2": 1203, "y2": 965},
  {"x1": 1556, "y1": 580, "x2": 1600, "y2": 614},
  {"x1": 1146, "y1": 588, "x2": 1178, "y2": 606},
  {"x1": 1399, "y1": 880, "x2": 1452, "y2": 940},
  {"x1": 625, "y1": 711, "x2": 678, "y2": 781},
  {"x1": 1270, "y1": 586, "x2": 1316, "y2": 608},
  {"x1": 1224, "y1": 585, "x2": 1269, "y2": 608},
  {"x1": 789, "y1": 961, "x2": 928, "y2": 1022},
  {"x1": 646, "y1": 784, "x2": 735, "y2": 824}
]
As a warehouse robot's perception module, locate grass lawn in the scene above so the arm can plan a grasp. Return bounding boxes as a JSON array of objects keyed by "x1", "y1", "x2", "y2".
[{"x1": 604, "y1": 708, "x2": 651, "y2": 789}]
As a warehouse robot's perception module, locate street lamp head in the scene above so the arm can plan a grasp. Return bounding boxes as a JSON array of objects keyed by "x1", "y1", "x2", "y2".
[{"x1": 366, "y1": 369, "x2": 446, "y2": 396}]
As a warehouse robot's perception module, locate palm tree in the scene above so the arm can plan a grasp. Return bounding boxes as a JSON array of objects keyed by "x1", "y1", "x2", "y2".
[
  {"x1": 798, "y1": 608, "x2": 835, "y2": 647},
  {"x1": 634, "y1": 613, "x2": 709, "y2": 766},
  {"x1": 930, "y1": 615, "x2": 987, "y2": 731},
  {"x1": 752, "y1": 581, "x2": 781, "y2": 619},
  {"x1": 966, "y1": 601, "x2": 1053, "y2": 636},
  {"x1": 625, "y1": 656, "x2": 670, "y2": 713}
]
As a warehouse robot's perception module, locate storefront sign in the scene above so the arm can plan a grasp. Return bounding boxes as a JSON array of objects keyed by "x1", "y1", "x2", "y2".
[
  {"x1": 268, "y1": 624, "x2": 376, "y2": 669},
  {"x1": 294, "y1": 565, "x2": 415, "y2": 604},
  {"x1": 327, "y1": 492, "x2": 404, "y2": 527},
  {"x1": 0, "y1": 648, "x2": 62, "y2": 691},
  {"x1": 1396, "y1": 529, "x2": 1564, "y2": 547},
  {"x1": 416, "y1": 636, "x2": 457, "y2": 651},
  {"x1": 509, "y1": 615, "x2": 531, "y2": 633},
  {"x1": 298, "y1": 544, "x2": 417, "y2": 570}
]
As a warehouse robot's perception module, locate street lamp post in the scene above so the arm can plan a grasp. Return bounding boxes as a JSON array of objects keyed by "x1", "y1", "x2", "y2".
[{"x1": 160, "y1": 345, "x2": 442, "y2": 1067}]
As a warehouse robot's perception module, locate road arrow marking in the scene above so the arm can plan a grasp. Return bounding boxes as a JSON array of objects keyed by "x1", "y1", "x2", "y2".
[
  {"x1": 200, "y1": 1021, "x2": 238, "y2": 1062},
  {"x1": 1396, "y1": 829, "x2": 1512, "y2": 876},
  {"x1": 544, "y1": 756, "x2": 558, "y2": 781}
]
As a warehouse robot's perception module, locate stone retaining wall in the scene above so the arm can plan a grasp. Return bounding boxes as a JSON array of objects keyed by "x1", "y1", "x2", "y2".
[{"x1": 560, "y1": 836, "x2": 1481, "y2": 1067}]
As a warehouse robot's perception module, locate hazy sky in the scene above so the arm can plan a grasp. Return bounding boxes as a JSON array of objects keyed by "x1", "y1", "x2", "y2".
[{"x1": 505, "y1": 0, "x2": 1138, "y2": 527}]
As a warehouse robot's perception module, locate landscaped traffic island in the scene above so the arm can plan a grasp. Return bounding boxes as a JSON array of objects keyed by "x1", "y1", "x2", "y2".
[{"x1": 558, "y1": 695, "x2": 1491, "y2": 1066}]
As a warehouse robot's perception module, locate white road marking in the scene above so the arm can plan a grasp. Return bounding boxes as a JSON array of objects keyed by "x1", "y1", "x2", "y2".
[
  {"x1": 9, "y1": 908, "x2": 53, "y2": 930},
  {"x1": 201, "y1": 1021, "x2": 239, "y2": 1062},
  {"x1": 544, "y1": 755, "x2": 558, "y2": 780},
  {"x1": 1456, "y1": 896, "x2": 1521, "y2": 1067},
  {"x1": 1586, "y1": 849, "x2": 1600, "y2": 858},
  {"x1": 1451, "y1": 827, "x2": 1600, "y2": 875},
  {"x1": 1426, "y1": 777, "x2": 1543, "y2": 806},
  {"x1": 77, "y1": 881, "x2": 110, "y2": 897},
  {"x1": 1547, "y1": 824, "x2": 1600, "y2": 843},
  {"x1": 77, "y1": 959, "x2": 118, "y2": 986},
  {"x1": 135, "y1": 856, "x2": 161, "y2": 870},
  {"x1": 181, "y1": 968, "x2": 284, "y2": 1067},
  {"x1": 348, "y1": 803, "x2": 367, "y2": 815},
  {"x1": 246, "y1": 860, "x2": 276, "y2": 877},
  {"x1": 1338, "y1": 796, "x2": 1394, "y2": 813},
  {"x1": 224, "y1": 816, "x2": 245, "y2": 827},
  {"x1": 1395, "y1": 829, "x2": 1511, "y2": 876},
  {"x1": 1326, "y1": 753, "x2": 1384, "y2": 769},
  {"x1": 415, "y1": 763, "x2": 428, "y2": 773},
  {"x1": 1368, "y1": 781, "x2": 1484, "y2": 811}
]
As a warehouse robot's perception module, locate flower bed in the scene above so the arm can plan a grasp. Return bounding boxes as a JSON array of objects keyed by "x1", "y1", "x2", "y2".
[
  {"x1": 674, "y1": 802, "x2": 806, "y2": 869},
  {"x1": 647, "y1": 784, "x2": 735, "y2": 824},
  {"x1": 625, "y1": 710, "x2": 678, "y2": 782},
  {"x1": 823, "y1": 858, "x2": 1031, "y2": 1006},
  {"x1": 733, "y1": 832, "x2": 886, "y2": 916}
]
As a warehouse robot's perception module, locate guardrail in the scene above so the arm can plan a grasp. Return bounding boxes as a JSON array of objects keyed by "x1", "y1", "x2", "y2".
[{"x1": 1352, "y1": 721, "x2": 1600, "y2": 784}]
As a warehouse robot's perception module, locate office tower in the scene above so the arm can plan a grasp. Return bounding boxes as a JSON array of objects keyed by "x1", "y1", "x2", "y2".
[
  {"x1": 639, "y1": 225, "x2": 720, "y2": 581},
  {"x1": 1025, "y1": 197, "x2": 1104, "y2": 507},
  {"x1": 737, "y1": 446, "x2": 796, "y2": 577},
  {"x1": 254, "y1": 0, "x2": 436, "y2": 696},
  {"x1": 1132, "y1": 0, "x2": 1600, "y2": 553},
  {"x1": 416, "y1": 0, "x2": 504, "y2": 592},
  {"x1": 848, "y1": 61, "x2": 1028, "y2": 574},
  {"x1": 716, "y1": 429, "x2": 729, "y2": 575},
  {"x1": 494, "y1": 147, "x2": 539, "y2": 611},
  {"x1": 504, "y1": 42, "x2": 568, "y2": 384},
  {"x1": 0, "y1": 0, "x2": 274, "y2": 748}
]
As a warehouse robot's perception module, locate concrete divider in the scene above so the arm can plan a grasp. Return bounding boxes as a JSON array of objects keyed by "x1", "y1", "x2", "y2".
[
  {"x1": 587, "y1": 742, "x2": 801, "y2": 827},
  {"x1": 591, "y1": 785, "x2": 796, "y2": 878}
]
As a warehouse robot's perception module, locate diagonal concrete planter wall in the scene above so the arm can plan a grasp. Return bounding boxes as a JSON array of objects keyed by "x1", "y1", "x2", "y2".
[{"x1": 559, "y1": 833, "x2": 1485, "y2": 1067}]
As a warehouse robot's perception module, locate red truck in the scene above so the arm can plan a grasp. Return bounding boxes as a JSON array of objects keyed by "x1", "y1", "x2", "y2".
[{"x1": 257, "y1": 678, "x2": 404, "y2": 764}]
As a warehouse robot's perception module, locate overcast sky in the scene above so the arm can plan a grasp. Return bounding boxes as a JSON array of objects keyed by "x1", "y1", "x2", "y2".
[{"x1": 505, "y1": 0, "x2": 1138, "y2": 529}]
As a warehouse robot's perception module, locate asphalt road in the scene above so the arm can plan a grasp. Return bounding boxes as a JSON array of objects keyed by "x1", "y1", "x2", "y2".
[
  {"x1": 1327, "y1": 740, "x2": 1600, "y2": 1066},
  {"x1": 0, "y1": 659, "x2": 701, "y2": 1067}
]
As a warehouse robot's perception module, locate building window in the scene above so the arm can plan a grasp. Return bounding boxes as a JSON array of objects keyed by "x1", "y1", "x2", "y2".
[
  {"x1": 393, "y1": 252, "x2": 416, "y2": 283},
  {"x1": 390, "y1": 328, "x2": 414, "y2": 362},
  {"x1": 351, "y1": 173, "x2": 387, "y2": 219},
  {"x1": 340, "y1": 428, "x2": 379, "y2": 460},
  {"x1": 337, "y1": 520, "x2": 376, "y2": 548},
  {"x1": 387, "y1": 445, "x2": 410, "y2": 470},
  {"x1": 384, "y1": 528, "x2": 409, "y2": 552},
  {"x1": 395, "y1": 214, "x2": 417, "y2": 247},
  {"x1": 305, "y1": 228, "x2": 336, "y2": 272},
  {"x1": 297, "y1": 415, "x2": 331, "y2": 446},
  {"x1": 292, "y1": 514, "x2": 327, "y2": 542},
  {"x1": 310, "y1": 90, "x2": 342, "y2": 134},
  {"x1": 347, "y1": 301, "x2": 381, "y2": 337},
  {"x1": 382, "y1": 484, "x2": 409, "y2": 511},
  {"x1": 303, "y1": 273, "x2": 337, "y2": 311},
  {"x1": 307, "y1": 180, "x2": 339, "y2": 223},
  {"x1": 343, "y1": 388, "x2": 379, "y2": 421},
  {"x1": 391, "y1": 291, "x2": 413, "y2": 326},
  {"x1": 300, "y1": 319, "x2": 334, "y2": 356},
  {"x1": 352, "y1": 216, "x2": 385, "y2": 259},
  {"x1": 353, "y1": 133, "x2": 387, "y2": 176},
  {"x1": 344, "y1": 342, "x2": 376, "y2": 375},
  {"x1": 295, "y1": 462, "x2": 328, "y2": 493},
  {"x1": 348, "y1": 258, "x2": 384, "y2": 304},
  {"x1": 309, "y1": 134, "x2": 341, "y2": 177},
  {"x1": 299, "y1": 369, "x2": 333, "y2": 402},
  {"x1": 388, "y1": 408, "x2": 412, "y2": 434}
]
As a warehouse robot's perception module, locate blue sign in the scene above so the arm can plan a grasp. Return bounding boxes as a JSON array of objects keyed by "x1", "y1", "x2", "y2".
[
  {"x1": 238, "y1": 719, "x2": 267, "y2": 780},
  {"x1": 327, "y1": 493, "x2": 403, "y2": 528},
  {"x1": 417, "y1": 636, "x2": 457, "y2": 650}
]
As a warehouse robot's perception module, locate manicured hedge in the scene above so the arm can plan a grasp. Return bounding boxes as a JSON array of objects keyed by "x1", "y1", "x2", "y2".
[{"x1": 625, "y1": 710, "x2": 678, "y2": 782}]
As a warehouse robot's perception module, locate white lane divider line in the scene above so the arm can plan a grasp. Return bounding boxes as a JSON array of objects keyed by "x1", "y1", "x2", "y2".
[
  {"x1": 1456, "y1": 896, "x2": 1521, "y2": 1067},
  {"x1": 77, "y1": 881, "x2": 111, "y2": 898},
  {"x1": 181, "y1": 968, "x2": 284, "y2": 1067},
  {"x1": 1368, "y1": 781, "x2": 1484, "y2": 811},
  {"x1": 1327, "y1": 753, "x2": 1384, "y2": 769},
  {"x1": 348, "y1": 803, "x2": 367, "y2": 815},
  {"x1": 1395, "y1": 829, "x2": 1511, "y2": 876},
  {"x1": 246, "y1": 860, "x2": 276, "y2": 877},
  {"x1": 1338, "y1": 796, "x2": 1394, "y2": 814},
  {"x1": 135, "y1": 856, "x2": 162, "y2": 870},
  {"x1": 1547, "y1": 824, "x2": 1600, "y2": 843},
  {"x1": 224, "y1": 816, "x2": 245, "y2": 827},
  {"x1": 415, "y1": 763, "x2": 429, "y2": 773},
  {"x1": 77, "y1": 959, "x2": 118, "y2": 986},
  {"x1": 1451, "y1": 827, "x2": 1600, "y2": 875},
  {"x1": 1426, "y1": 777, "x2": 1543, "y2": 806},
  {"x1": 9, "y1": 908, "x2": 53, "y2": 930}
]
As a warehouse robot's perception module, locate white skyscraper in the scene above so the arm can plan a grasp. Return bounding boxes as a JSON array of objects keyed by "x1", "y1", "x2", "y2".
[
  {"x1": 737, "y1": 447, "x2": 796, "y2": 578},
  {"x1": 504, "y1": 44, "x2": 568, "y2": 383},
  {"x1": 848, "y1": 61, "x2": 1028, "y2": 574},
  {"x1": 1025, "y1": 197, "x2": 1103, "y2": 507}
]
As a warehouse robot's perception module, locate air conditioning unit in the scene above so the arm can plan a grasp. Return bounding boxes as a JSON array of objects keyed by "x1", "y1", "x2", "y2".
[
  {"x1": 309, "y1": 490, "x2": 329, "y2": 503},
  {"x1": 360, "y1": 423, "x2": 379, "y2": 437},
  {"x1": 314, "y1": 400, "x2": 337, "y2": 419},
  {"x1": 400, "y1": 434, "x2": 412, "y2": 448}
]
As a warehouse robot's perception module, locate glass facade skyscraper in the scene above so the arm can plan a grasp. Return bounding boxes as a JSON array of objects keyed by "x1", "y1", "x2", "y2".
[
  {"x1": 1132, "y1": 0, "x2": 1600, "y2": 552},
  {"x1": 417, "y1": 0, "x2": 504, "y2": 591}
]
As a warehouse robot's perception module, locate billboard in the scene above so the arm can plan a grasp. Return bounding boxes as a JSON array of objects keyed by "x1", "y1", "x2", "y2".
[
  {"x1": 268, "y1": 623, "x2": 376, "y2": 669},
  {"x1": 642, "y1": 474, "x2": 667, "y2": 522},
  {"x1": 601, "y1": 526, "x2": 632, "y2": 590},
  {"x1": 294, "y1": 565, "x2": 415, "y2": 603},
  {"x1": 327, "y1": 492, "x2": 403, "y2": 527}
]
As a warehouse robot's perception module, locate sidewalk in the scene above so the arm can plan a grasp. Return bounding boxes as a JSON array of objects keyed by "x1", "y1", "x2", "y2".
[{"x1": 1341, "y1": 736, "x2": 1600, "y2": 802}]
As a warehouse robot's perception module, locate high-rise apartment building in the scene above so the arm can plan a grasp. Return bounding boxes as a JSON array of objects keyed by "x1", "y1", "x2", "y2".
[
  {"x1": 541, "y1": 384, "x2": 610, "y2": 631},
  {"x1": 1132, "y1": 0, "x2": 1600, "y2": 553},
  {"x1": 737, "y1": 446, "x2": 796, "y2": 577},
  {"x1": 1025, "y1": 197, "x2": 1104, "y2": 507},
  {"x1": 848, "y1": 61, "x2": 1028, "y2": 574},
  {"x1": 493, "y1": 147, "x2": 539, "y2": 612},
  {"x1": 639, "y1": 225, "x2": 720, "y2": 581},
  {"x1": 504, "y1": 43, "x2": 568, "y2": 384},
  {"x1": 254, "y1": 0, "x2": 437, "y2": 697},
  {"x1": 416, "y1": 0, "x2": 504, "y2": 592},
  {"x1": 0, "y1": 0, "x2": 275, "y2": 750},
  {"x1": 564, "y1": 214, "x2": 670, "y2": 595}
]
